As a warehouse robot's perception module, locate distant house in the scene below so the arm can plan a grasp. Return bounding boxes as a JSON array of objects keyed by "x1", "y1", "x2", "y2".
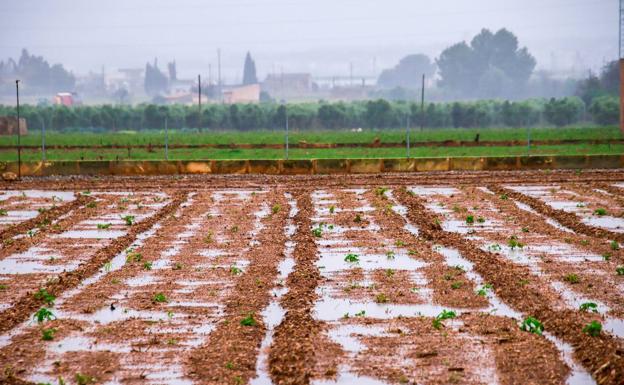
[
  {"x1": 0, "y1": 117, "x2": 27, "y2": 135},
  {"x1": 262, "y1": 73, "x2": 312, "y2": 98},
  {"x1": 222, "y1": 84, "x2": 260, "y2": 104},
  {"x1": 54, "y1": 92, "x2": 79, "y2": 106}
]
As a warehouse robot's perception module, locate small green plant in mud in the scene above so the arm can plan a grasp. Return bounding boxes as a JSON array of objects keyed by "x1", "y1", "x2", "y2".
[
  {"x1": 432, "y1": 310, "x2": 457, "y2": 330},
  {"x1": 488, "y1": 244, "x2": 502, "y2": 252},
  {"x1": 602, "y1": 253, "x2": 611, "y2": 261},
  {"x1": 375, "y1": 187, "x2": 389, "y2": 197},
  {"x1": 451, "y1": 281, "x2": 463, "y2": 290},
  {"x1": 152, "y1": 293, "x2": 168, "y2": 303},
  {"x1": 477, "y1": 283, "x2": 493, "y2": 297},
  {"x1": 452, "y1": 205, "x2": 461, "y2": 213},
  {"x1": 86, "y1": 201, "x2": 97, "y2": 209},
  {"x1": 312, "y1": 226, "x2": 323, "y2": 237},
  {"x1": 272, "y1": 204, "x2": 281, "y2": 214},
  {"x1": 0, "y1": 284, "x2": 7, "y2": 290},
  {"x1": 410, "y1": 287, "x2": 420, "y2": 293},
  {"x1": 593, "y1": 208, "x2": 607, "y2": 216},
  {"x1": 27, "y1": 229, "x2": 36, "y2": 238},
  {"x1": 97, "y1": 223, "x2": 111, "y2": 230},
  {"x1": 167, "y1": 338, "x2": 178, "y2": 345},
  {"x1": 611, "y1": 241, "x2": 620, "y2": 251},
  {"x1": 75, "y1": 373, "x2": 95, "y2": 385},
  {"x1": 354, "y1": 214, "x2": 362, "y2": 223},
  {"x1": 452, "y1": 265, "x2": 465, "y2": 273},
  {"x1": 122, "y1": 215, "x2": 135, "y2": 226},
  {"x1": 203, "y1": 232, "x2": 213, "y2": 243},
  {"x1": 477, "y1": 216, "x2": 485, "y2": 224},
  {"x1": 329, "y1": 205, "x2": 336, "y2": 214},
  {"x1": 103, "y1": 262, "x2": 112, "y2": 272},
  {"x1": 408, "y1": 250, "x2": 418, "y2": 256},
  {"x1": 385, "y1": 269, "x2": 395, "y2": 277},
  {"x1": 344, "y1": 254, "x2": 360, "y2": 263},
  {"x1": 386, "y1": 251, "x2": 395, "y2": 260},
  {"x1": 225, "y1": 361, "x2": 235, "y2": 370},
  {"x1": 240, "y1": 313, "x2": 257, "y2": 326},
  {"x1": 143, "y1": 261, "x2": 153, "y2": 270},
  {"x1": 34, "y1": 308, "x2": 56, "y2": 323},
  {"x1": 583, "y1": 321, "x2": 602, "y2": 337},
  {"x1": 520, "y1": 316, "x2": 543, "y2": 335},
  {"x1": 563, "y1": 274, "x2": 580, "y2": 284},
  {"x1": 0, "y1": 209, "x2": 7, "y2": 216},
  {"x1": 354, "y1": 310, "x2": 366, "y2": 317},
  {"x1": 230, "y1": 265, "x2": 243, "y2": 275},
  {"x1": 41, "y1": 328, "x2": 57, "y2": 341},
  {"x1": 126, "y1": 250, "x2": 142, "y2": 263},
  {"x1": 465, "y1": 215, "x2": 474, "y2": 224},
  {"x1": 507, "y1": 235, "x2": 524, "y2": 250},
  {"x1": 579, "y1": 302, "x2": 598, "y2": 313},
  {"x1": 395, "y1": 240, "x2": 405, "y2": 247},
  {"x1": 173, "y1": 262, "x2": 183, "y2": 270},
  {"x1": 34, "y1": 289, "x2": 55, "y2": 306},
  {"x1": 580, "y1": 239, "x2": 589, "y2": 246},
  {"x1": 230, "y1": 225, "x2": 239, "y2": 233},
  {"x1": 616, "y1": 266, "x2": 624, "y2": 276},
  {"x1": 37, "y1": 207, "x2": 47, "y2": 214},
  {"x1": 576, "y1": 202, "x2": 585, "y2": 208},
  {"x1": 120, "y1": 197, "x2": 130, "y2": 204},
  {"x1": 375, "y1": 293, "x2": 389, "y2": 303},
  {"x1": 234, "y1": 376, "x2": 243, "y2": 385},
  {"x1": 500, "y1": 194, "x2": 508, "y2": 200},
  {"x1": 521, "y1": 227, "x2": 530, "y2": 233}
]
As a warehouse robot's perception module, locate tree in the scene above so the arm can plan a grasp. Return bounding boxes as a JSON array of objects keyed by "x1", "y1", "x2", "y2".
[
  {"x1": 144, "y1": 58, "x2": 168, "y2": 96},
  {"x1": 377, "y1": 54, "x2": 436, "y2": 89},
  {"x1": 589, "y1": 96, "x2": 618, "y2": 125},
  {"x1": 242, "y1": 52, "x2": 258, "y2": 85},
  {"x1": 167, "y1": 60, "x2": 177, "y2": 82},
  {"x1": 436, "y1": 28, "x2": 536, "y2": 98}
]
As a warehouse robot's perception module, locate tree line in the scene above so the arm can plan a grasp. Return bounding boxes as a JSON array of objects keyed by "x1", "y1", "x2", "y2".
[{"x1": 0, "y1": 96, "x2": 616, "y2": 133}]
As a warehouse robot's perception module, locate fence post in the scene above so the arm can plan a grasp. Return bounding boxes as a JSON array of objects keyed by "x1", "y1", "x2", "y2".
[
  {"x1": 406, "y1": 113, "x2": 410, "y2": 159},
  {"x1": 41, "y1": 117, "x2": 46, "y2": 162},
  {"x1": 165, "y1": 116, "x2": 169, "y2": 161},
  {"x1": 285, "y1": 107, "x2": 289, "y2": 160}
]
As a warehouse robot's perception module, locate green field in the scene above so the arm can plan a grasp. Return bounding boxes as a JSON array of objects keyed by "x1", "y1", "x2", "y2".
[{"x1": 0, "y1": 126, "x2": 621, "y2": 161}]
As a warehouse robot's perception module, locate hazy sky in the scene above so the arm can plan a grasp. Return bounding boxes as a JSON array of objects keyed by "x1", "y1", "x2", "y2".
[{"x1": 0, "y1": 0, "x2": 618, "y2": 82}]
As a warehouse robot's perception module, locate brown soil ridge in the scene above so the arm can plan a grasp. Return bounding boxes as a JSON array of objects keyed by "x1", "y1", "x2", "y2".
[
  {"x1": 0, "y1": 195, "x2": 98, "y2": 261},
  {"x1": 268, "y1": 191, "x2": 324, "y2": 385},
  {"x1": 488, "y1": 184, "x2": 624, "y2": 244},
  {"x1": 394, "y1": 188, "x2": 624, "y2": 385},
  {"x1": 0, "y1": 194, "x2": 92, "y2": 243},
  {"x1": 0, "y1": 191, "x2": 187, "y2": 335},
  {"x1": 186, "y1": 190, "x2": 289, "y2": 384}
]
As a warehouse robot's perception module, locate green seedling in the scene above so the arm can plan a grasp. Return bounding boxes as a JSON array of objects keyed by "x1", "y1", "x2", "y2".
[
  {"x1": 386, "y1": 251, "x2": 395, "y2": 260},
  {"x1": 240, "y1": 313, "x2": 257, "y2": 326},
  {"x1": 125, "y1": 251, "x2": 142, "y2": 263},
  {"x1": 152, "y1": 293, "x2": 168, "y2": 303},
  {"x1": 465, "y1": 215, "x2": 474, "y2": 224},
  {"x1": 409, "y1": 287, "x2": 419, "y2": 293},
  {"x1": 0, "y1": 209, "x2": 7, "y2": 216},
  {"x1": 616, "y1": 266, "x2": 624, "y2": 276},
  {"x1": 354, "y1": 214, "x2": 362, "y2": 223},
  {"x1": 203, "y1": 232, "x2": 213, "y2": 243},
  {"x1": 520, "y1": 316, "x2": 543, "y2": 335},
  {"x1": 594, "y1": 208, "x2": 607, "y2": 216},
  {"x1": 0, "y1": 284, "x2": 7, "y2": 290},
  {"x1": 230, "y1": 225, "x2": 239, "y2": 233},
  {"x1": 432, "y1": 310, "x2": 456, "y2": 330},
  {"x1": 41, "y1": 328, "x2": 57, "y2": 341},
  {"x1": 329, "y1": 205, "x2": 335, "y2": 214},
  {"x1": 272, "y1": 204, "x2": 281, "y2": 214},
  {"x1": 375, "y1": 187, "x2": 389, "y2": 197},
  {"x1": 167, "y1": 338, "x2": 178, "y2": 345},
  {"x1": 354, "y1": 310, "x2": 366, "y2": 317},
  {"x1": 508, "y1": 235, "x2": 524, "y2": 250},
  {"x1": 344, "y1": 254, "x2": 360, "y2": 263},
  {"x1": 521, "y1": 227, "x2": 529, "y2": 233},
  {"x1": 488, "y1": 244, "x2": 502, "y2": 251},
  {"x1": 452, "y1": 205, "x2": 460, "y2": 213},
  {"x1": 173, "y1": 262, "x2": 183, "y2": 270},
  {"x1": 122, "y1": 215, "x2": 135, "y2": 226},
  {"x1": 34, "y1": 308, "x2": 56, "y2": 323},
  {"x1": 230, "y1": 265, "x2": 242, "y2": 275},
  {"x1": 225, "y1": 361, "x2": 235, "y2": 370},
  {"x1": 167, "y1": 311, "x2": 174, "y2": 318},
  {"x1": 408, "y1": 250, "x2": 418, "y2": 256},
  {"x1": 564, "y1": 274, "x2": 580, "y2": 284},
  {"x1": 603, "y1": 253, "x2": 611, "y2": 261},
  {"x1": 143, "y1": 261, "x2": 153, "y2": 270},
  {"x1": 75, "y1": 373, "x2": 95, "y2": 385},
  {"x1": 81, "y1": 190, "x2": 91, "y2": 196},
  {"x1": 500, "y1": 194, "x2": 508, "y2": 200},
  {"x1": 86, "y1": 201, "x2": 97, "y2": 208},
  {"x1": 611, "y1": 241, "x2": 620, "y2": 251},
  {"x1": 103, "y1": 262, "x2": 112, "y2": 272},
  {"x1": 97, "y1": 223, "x2": 111, "y2": 230},
  {"x1": 312, "y1": 227, "x2": 322, "y2": 237},
  {"x1": 375, "y1": 293, "x2": 388, "y2": 303},
  {"x1": 576, "y1": 202, "x2": 585, "y2": 208},
  {"x1": 580, "y1": 239, "x2": 589, "y2": 246},
  {"x1": 34, "y1": 289, "x2": 55, "y2": 306},
  {"x1": 395, "y1": 240, "x2": 405, "y2": 247},
  {"x1": 27, "y1": 229, "x2": 36, "y2": 238},
  {"x1": 477, "y1": 216, "x2": 485, "y2": 224},
  {"x1": 385, "y1": 269, "x2": 395, "y2": 277},
  {"x1": 451, "y1": 281, "x2": 463, "y2": 289},
  {"x1": 579, "y1": 302, "x2": 598, "y2": 313},
  {"x1": 583, "y1": 321, "x2": 602, "y2": 337},
  {"x1": 37, "y1": 207, "x2": 47, "y2": 214}
]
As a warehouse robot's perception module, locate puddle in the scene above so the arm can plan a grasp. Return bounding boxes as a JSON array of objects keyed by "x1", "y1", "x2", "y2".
[
  {"x1": 317, "y1": 248, "x2": 427, "y2": 273},
  {"x1": 409, "y1": 186, "x2": 459, "y2": 197},
  {"x1": 543, "y1": 332, "x2": 596, "y2": 385},
  {"x1": 583, "y1": 216, "x2": 624, "y2": 233},
  {"x1": 513, "y1": 201, "x2": 574, "y2": 233},
  {"x1": 56, "y1": 230, "x2": 127, "y2": 239}
]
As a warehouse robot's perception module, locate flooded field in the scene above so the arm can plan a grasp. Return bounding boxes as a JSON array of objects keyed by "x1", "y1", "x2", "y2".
[{"x1": 0, "y1": 171, "x2": 623, "y2": 385}]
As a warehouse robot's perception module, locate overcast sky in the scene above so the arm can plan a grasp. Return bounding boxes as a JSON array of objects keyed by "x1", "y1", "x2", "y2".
[{"x1": 0, "y1": 0, "x2": 618, "y2": 82}]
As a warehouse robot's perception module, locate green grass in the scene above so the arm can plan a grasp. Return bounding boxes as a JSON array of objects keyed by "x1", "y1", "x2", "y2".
[{"x1": 0, "y1": 126, "x2": 619, "y2": 147}]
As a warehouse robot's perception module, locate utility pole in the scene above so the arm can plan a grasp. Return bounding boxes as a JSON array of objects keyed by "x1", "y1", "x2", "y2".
[
  {"x1": 420, "y1": 74, "x2": 425, "y2": 131},
  {"x1": 619, "y1": 0, "x2": 624, "y2": 133},
  {"x1": 285, "y1": 106, "x2": 289, "y2": 160},
  {"x1": 217, "y1": 49, "x2": 222, "y2": 103},
  {"x1": 406, "y1": 113, "x2": 411, "y2": 159},
  {"x1": 198, "y1": 74, "x2": 202, "y2": 130},
  {"x1": 15, "y1": 80, "x2": 21, "y2": 180}
]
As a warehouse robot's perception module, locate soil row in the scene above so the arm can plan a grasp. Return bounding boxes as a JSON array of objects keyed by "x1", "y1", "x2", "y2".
[
  {"x1": 394, "y1": 188, "x2": 624, "y2": 385},
  {"x1": 0, "y1": 191, "x2": 186, "y2": 335}
]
